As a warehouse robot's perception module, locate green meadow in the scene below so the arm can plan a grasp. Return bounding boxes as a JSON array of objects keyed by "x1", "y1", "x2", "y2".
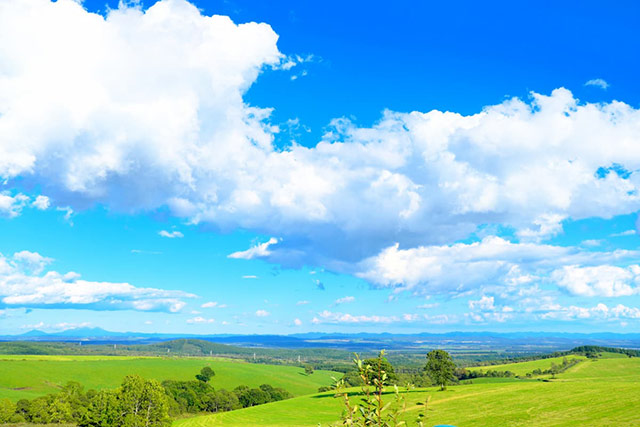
[
  {"x1": 467, "y1": 354, "x2": 586, "y2": 376},
  {"x1": 175, "y1": 355, "x2": 640, "y2": 426},
  {"x1": 0, "y1": 355, "x2": 340, "y2": 402}
]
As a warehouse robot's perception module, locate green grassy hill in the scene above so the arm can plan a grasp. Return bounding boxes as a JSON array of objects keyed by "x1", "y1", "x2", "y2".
[
  {"x1": 467, "y1": 354, "x2": 585, "y2": 376},
  {"x1": 0, "y1": 355, "x2": 340, "y2": 401},
  {"x1": 175, "y1": 356, "x2": 640, "y2": 426}
]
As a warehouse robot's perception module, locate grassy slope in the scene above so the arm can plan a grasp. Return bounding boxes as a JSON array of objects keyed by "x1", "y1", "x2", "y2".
[
  {"x1": 0, "y1": 355, "x2": 340, "y2": 401},
  {"x1": 175, "y1": 357, "x2": 640, "y2": 426},
  {"x1": 467, "y1": 355, "x2": 586, "y2": 376}
]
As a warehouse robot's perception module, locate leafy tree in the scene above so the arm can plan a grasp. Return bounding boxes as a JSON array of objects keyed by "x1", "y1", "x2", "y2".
[
  {"x1": 0, "y1": 398, "x2": 16, "y2": 423},
  {"x1": 362, "y1": 355, "x2": 398, "y2": 384},
  {"x1": 305, "y1": 365, "x2": 314, "y2": 375},
  {"x1": 195, "y1": 366, "x2": 215, "y2": 383},
  {"x1": 424, "y1": 349, "x2": 455, "y2": 390},
  {"x1": 83, "y1": 389, "x2": 119, "y2": 427},
  {"x1": 118, "y1": 375, "x2": 171, "y2": 427}
]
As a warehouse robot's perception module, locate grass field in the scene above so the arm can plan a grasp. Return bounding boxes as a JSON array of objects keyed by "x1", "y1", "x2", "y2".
[
  {"x1": 0, "y1": 355, "x2": 340, "y2": 401},
  {"x1": 175, "y1": 356, "x2": 640, "y2": 426},
  {"x1": 467, "y1": 355, "x2": 586, "y2": 376}
]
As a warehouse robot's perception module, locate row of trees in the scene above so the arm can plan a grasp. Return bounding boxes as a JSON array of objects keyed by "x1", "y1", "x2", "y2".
[
  {"x1": 332, "y1": 349, "x2": 456, "y2": 392},
  {"x1": 0, "y1": 376, "x2": 171, "y2": 426},
  {"x1": 0, "y1": 367, "x2": 292, "y2": 426}
]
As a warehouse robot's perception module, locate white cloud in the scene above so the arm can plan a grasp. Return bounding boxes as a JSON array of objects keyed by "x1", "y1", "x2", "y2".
[
  {"x1": 585, "y1": 78, "x2": 609, "y2": 89},
  {"x1": 293, "y1": 318, "x2": 302, "y2": 326},
  {"x1": 0, "y1": 251, "x2": 194, "y2": 311},
  {"x1": 229, "y1": 237, "x2": 279, "y2": 260},
  {"x1": 334, "y1": 296, "x2": 355, "y2": 304},
  {"x1": 313, "y1": 310, "x2": 399, "y2": 324},
  {"x1": 242, "y1": 275, "x2": 258, "y2": 279},
  {"x1": 540, "y1": 303, "x2": 640, "y2": 321},
  {"x1": 610, "y1": 229, "x2": 636, "y2": 237},
  {"x1": 21, "y1": 321, "x2": 91, "y2": 332},
  {"x1": 187, "y1": 316, "x2": 215, "y2": 324},
  {"x1": 468, "y1": 295, "x2": 495, "y2": 311},
  {"x1": 296, "y1": 300, "x2": 309, "y2": 305},
  {"x1": 255, "y1": 309, "x2": 270, "y2": 317},
  {"x1": 32, "y1": 195, "x2": 50, "y2": 210},
  {"x1": 2, "y1": 3, "x2": 640, "y2": 296},
  {"x1": 158, "y1": 230, "x2": 184, "y2": 238},
  {"x1": 551, "y1": 265, "x2": 640, "y2": 297},
  {"x1": 12, "y1": 250, "x2": 53, "y2": 274},
  {"x1": 355, "y1": 235, "x2": 640, "y2": 295},
  {"x1": 201, "y1": 301, "x2": 226, "y2": 308},
  {"x1": 0, "y1": 192, "x2": 29, "y2": 218},
  {"x1": 417, "y1": 302, "x2": 439, "y2": 309}
]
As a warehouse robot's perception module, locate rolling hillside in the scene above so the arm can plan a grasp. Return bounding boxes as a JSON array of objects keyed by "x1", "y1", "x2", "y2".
[
  {"x1": 175, "y1": 354, "x2": 640, "y2": 426},
  {"x1": 0, "y1": 355, "x2": 340, "y2": 401}
]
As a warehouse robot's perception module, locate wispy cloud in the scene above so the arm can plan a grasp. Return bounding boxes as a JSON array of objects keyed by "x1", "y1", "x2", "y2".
[
  {"x1": 228, "y1": 238, "x2": 279, "y2": 260},
  {"x1": 584, "y1": 78, "x2": 609, "y2": 89},
  {"x1": 334, "y1": 296, "x2": 355, "y2": 305},
  {"x1": 158, "y1": 230, "x2": 184, "y2": 239},
  {"x1": 187, "y1": 317, "x2": 215, "y2": 324}
]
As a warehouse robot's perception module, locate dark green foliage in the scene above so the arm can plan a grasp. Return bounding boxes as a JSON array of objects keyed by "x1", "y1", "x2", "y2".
[
  {"x1": 571, "y1": 346, "x2": 640, "y2": 358},
  {"x1": 162, "y1": 380, "x2": 213, "y2": 413},
  {"x1": 305, "y1": 365, "x2": 314, "y2": 375},
  {"x1": 425, "y1": 350, "x2": 456, "y2": 390},
  {"x1": 340, "y1": 370, "x2": 365, "y2": 387},
  {"x1": 195, "y1": 366, "x2": 215, "y2": 382},
  {"x1": 362, "y1": 356, "x2": 398, "y2": 385}
]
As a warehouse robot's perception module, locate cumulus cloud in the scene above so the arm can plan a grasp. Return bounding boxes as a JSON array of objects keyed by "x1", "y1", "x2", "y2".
[
  {"x1": 540, "y1": 303, "x2": 640, "y2": 321},
  {"x1": 0, "y1": 192, "x2": 29, "y2": 218},
  {"x1": 158, "y1": 230, "x2": 183, "y2": 238},
  {"x1": 356, "y1": 236, "x2": 640, "y2": 295},
  {"x1": 255, "y1": 309, "x2": 270, "y2": 317},
  {"x1": 32, "y1": 195, "x2": 50, "y2": 210},
  {"x1": 551, "y1": 265, "x2": 640, "y2": 297},
  {"x1": 469, "y1": 295, "x2": 495, "y2": 311},
  {"x1": 0, "y1": 251, "x2": 194, "y2": 311},
  {"x1": 228, "y1": 238, "x2": 279, "y2": 260},
  {"x1": 4, "y1": 2, "x2": 640, "y2": 298},
  {"x1": 585, "y1": 78, "x2": 609, "y2": 89},
  {"x1": 293, "y1": 318, "x2": 302, "y2": 326}
]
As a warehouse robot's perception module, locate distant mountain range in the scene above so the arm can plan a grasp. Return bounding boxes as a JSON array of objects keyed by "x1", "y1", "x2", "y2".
[{"x1": 1, "y1": 327, "x2": 639, "y2": 353}]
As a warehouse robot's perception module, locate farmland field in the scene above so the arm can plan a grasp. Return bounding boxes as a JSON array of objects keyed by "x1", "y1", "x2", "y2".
[
  {"x1": 0, "y1": 355, "x2": 340, "y2": 401},
  {"x1": 175, "y1": 356, "x2": 640, "y2": 426}
]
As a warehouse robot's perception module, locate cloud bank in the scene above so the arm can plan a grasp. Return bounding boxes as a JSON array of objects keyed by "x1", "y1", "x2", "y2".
[
  {"x1": 0, "y1": 251, "x2": 194, "y2": 311},
  {"x1": 3, "y1": 0, "x2": 640, "y2": 302}
]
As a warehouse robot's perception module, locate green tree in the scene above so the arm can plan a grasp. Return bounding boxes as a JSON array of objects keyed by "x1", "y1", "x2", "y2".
[
  {"x1": 195, "y1": 366, "x2": 215, "y2": 383},
  {"x1": 424, "y1": 349, "x2": 455, "y2": 390},
  {"x1": 0, "y1": 398, "x2": 16, "y2": 423},
  {"x1": 118, "y1": 375, "x2": 171, "y2": 427},
  {"x1": 362, "y1": 355, "x2": 398, "y2": 385},
  {"x1": 304, "y1": 365, "x2": 314, "y2": 375},
  {"x1": 83, "y1": 389, "x2": 119, "y2": 427}
]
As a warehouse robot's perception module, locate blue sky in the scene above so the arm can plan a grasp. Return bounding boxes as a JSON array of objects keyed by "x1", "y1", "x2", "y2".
[{"x1": 1, "y1": 0, "x2": 640, "y2": 334}]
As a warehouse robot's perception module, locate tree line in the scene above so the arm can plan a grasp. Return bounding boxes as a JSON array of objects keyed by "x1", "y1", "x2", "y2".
[{"x1": 0, "y1": 367, "x2": 291, "y2": 426}]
